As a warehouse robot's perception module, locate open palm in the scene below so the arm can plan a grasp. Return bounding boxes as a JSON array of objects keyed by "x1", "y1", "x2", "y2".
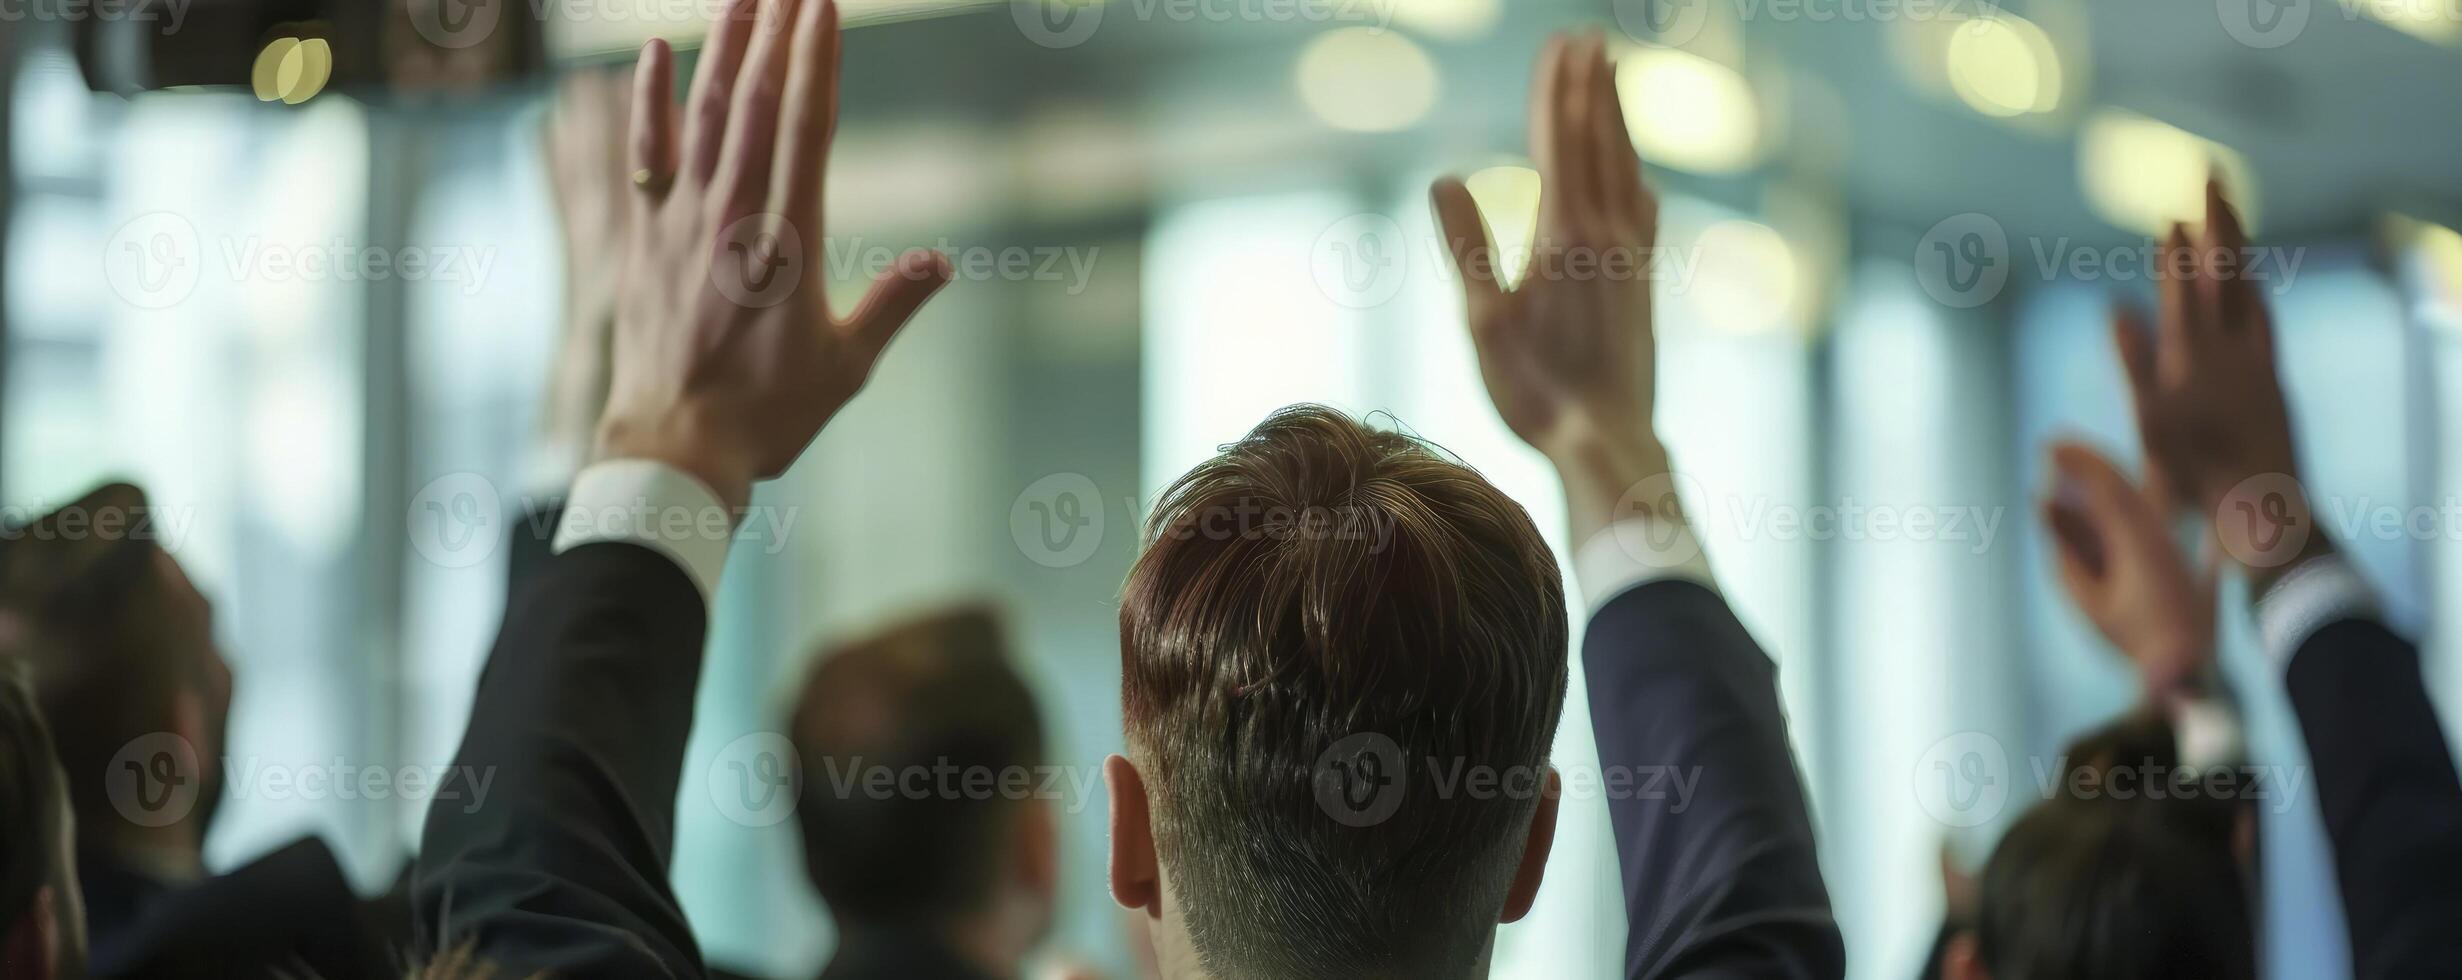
[{"x1": 1432, "y1": 34, "x2": 1658, "y2": 462}]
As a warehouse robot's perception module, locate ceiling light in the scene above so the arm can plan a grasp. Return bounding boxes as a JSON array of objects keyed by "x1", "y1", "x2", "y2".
[
  {"x1": 1687, "y1": 219, "x2": 1800, "y2": 335},
  {"x1": 1946, "y1": 14, "x2": 2062, "y2": 116},
  {"x1": 2360, "y1": 1, "x2": 2460, "y2": 44},
  {"x1": 2078, "y1": 109, "x2": 2256, "y2": 237},
  {"x1": 1388, "y1": 0, "x2": 1501, "y2": 40},
  {"x1": 1296, "y1": 28, "x2": 1441, "y2": 133},
  {"x1": 1618, "y1": 47, "x2": 1759, "y2": 174}
]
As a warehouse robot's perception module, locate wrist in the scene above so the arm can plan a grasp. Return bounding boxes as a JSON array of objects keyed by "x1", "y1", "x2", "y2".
[
  {"x1": 1547, "y1": 422, "x2": 1676, "y2": 545},
  {"x1": 2245, "y1": 533, "x2": 2336, "y2": 599},
  {"x1": 594, "y1": 411, "x2": 756, "y2": 514},
  {"x1": 2213, "y1": 476, "x2": 2334, "y2": 595}
]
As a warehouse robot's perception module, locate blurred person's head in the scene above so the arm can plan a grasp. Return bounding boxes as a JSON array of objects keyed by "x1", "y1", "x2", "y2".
[
  {"x1": 1942, "y1": 712, "x2": 2255, "y2": 980},
  {"x1": 789, "y1": 605, "x2": 1056, "y2": 976},
  {"x1": 0, "y1": 483, "x2": 232, "y2": 873},
  {"x1": 0, "y1": 653, "x2": 86, "y2": 978},
  {"x1": 1106, "y1": 405, "x2": 1570, "y2": 980}
]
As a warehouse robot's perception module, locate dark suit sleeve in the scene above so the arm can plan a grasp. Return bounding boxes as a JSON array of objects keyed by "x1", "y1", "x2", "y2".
[
  {"x1": 505, "y1": 496, "x2": 564, "y2": 594},
  {"x1": 1584, "y1": 579, "x2": 1844, "y2": 980},
  {"x1": 2282, "y1": 617, "x2": 2462, "y2": 980},
  {"x1": 414, "y1": 541, "x2": 711, "y2": 978}
]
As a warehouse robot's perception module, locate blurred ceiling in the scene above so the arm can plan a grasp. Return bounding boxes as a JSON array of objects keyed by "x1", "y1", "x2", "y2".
[{"x1": 811, "y1": 0, "x2": 2462, "y2": 248}]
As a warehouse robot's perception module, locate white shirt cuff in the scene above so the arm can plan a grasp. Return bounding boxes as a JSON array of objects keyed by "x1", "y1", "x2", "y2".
[
  {"x1": 2172, "y1": 697, "x2": 2242, "y2": 771},
  {"x1": 2253, "y1": 551, "x2": 2380, "y2": 672},
  {"x1": 552, "y1": 460, "x2": 735, "y2": 605},
  {"x1": 1572, "y1": 516, "x2": 1717, "y2": 612}
]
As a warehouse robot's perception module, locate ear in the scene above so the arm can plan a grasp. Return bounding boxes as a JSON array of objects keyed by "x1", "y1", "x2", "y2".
[
  {"x1": 1499, "y1": 767, "x2": 1561, "y2": 923},
  {"x1": 2, "y1": 884, "x2": 59, "y2": 979},
  {"x1": 1105, "y1": 754, "x2": 1160, "y2": 914},
  {"x1": 1015, "y1": 796, "x2": 1061, "y2": 903},
  {"x1": 1943, "y1": 929, "x2": 1990, "y2": 980}
]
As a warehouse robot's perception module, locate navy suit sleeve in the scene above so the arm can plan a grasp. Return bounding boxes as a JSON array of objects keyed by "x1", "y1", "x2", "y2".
[
  {"x1": 414, "y1": 541, "x2": 710, "y2": 978},
  {"x1": 2282, "y1": 617, "x2": 2462, "y2": 980},
  {"x1": 1584, "y1": 579, "x2": 1844, "y2": 980}
]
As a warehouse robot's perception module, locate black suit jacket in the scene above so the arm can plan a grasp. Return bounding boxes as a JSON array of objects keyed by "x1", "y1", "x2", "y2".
[
  {"x1": 1585, "y1": 579, "x2": 1845, "y2": 979},
  {"x1": 414, "y1": 541, "x2": 711, "y2": 978},
  {"x1": 2281, "y1": 615, "x2": 2462, "y2": 980},
  {"x1": 84, "y1": 837, "x2": 405, "y2": 979}
]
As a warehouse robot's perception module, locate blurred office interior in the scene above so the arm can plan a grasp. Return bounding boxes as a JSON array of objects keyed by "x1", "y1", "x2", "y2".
[{"x1": 4, "y1": 0, "x2": 2461, "y2": 976}]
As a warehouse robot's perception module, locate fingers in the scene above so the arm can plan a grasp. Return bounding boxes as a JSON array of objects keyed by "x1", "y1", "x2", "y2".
[
  {"x1": 628, "y1": 40, "x2": 678, "y2": 204},
  {"x1": 846, "y1": 249, "x2": 954, "y2": 348},
  {"x1": 1550, "y1": 36, "x2": 1602, "y2": 237},
  {"x1": 2157, "y1": 223, "x2": 2201, "y2": 355},
  {"x1": 2112, "y1": 305, "x2": 2155, "y2": 408},
  {"x1": 2204, "y1": 175, "x2": 2265, "y2": 336},
  {"x1": 771, "y1": 0, "x2": 840, "y2": 238},
  {"x1": 1527, "y1": 36, "x2": 1569, "y2": 212},
  {"x1": 2195, "y1": 181, "x2": 2238, "y2": 338},
  {"x1": 1431, "y1": 177, "x2": 1505, "y2": 324},
  {"x1": 1588, "y1": 39, "x2": 1649, "y2": 236},
  {"x1": 711, "y1": 0, "x2": 801, "y2": 223},
  {"x1": 682, "y1": 0, "x2": 760, "y2": 186}
]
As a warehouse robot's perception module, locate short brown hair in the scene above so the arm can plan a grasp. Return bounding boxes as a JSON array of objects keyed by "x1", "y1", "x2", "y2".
[
  {"x1": 1121, "y1": 405, "x2": 1568, "y2": 978},
  {"x1": 0, "y1": 483, "x2": 204, "y2": 836},
  {"x1": 789, "y1": 605, "x2": 1045, "y2": 926}
]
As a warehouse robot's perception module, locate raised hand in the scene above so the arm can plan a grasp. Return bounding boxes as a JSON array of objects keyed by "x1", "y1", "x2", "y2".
[
  {"x1": 2112, "y1": 178, "x2": 2321, "y2": 582},
  {"x1": 599, "y1": 0, "x2": 952, "y2": 510},
  {"x1": 540, "y1": 68, "x2": 633, "y2": 472},
  {"x1": 2041, "y1": 441, "x2": 2216, "y2": 709},
  {"x1": 1431, "y1": 33, "x2": 1668, "y2": 540}
]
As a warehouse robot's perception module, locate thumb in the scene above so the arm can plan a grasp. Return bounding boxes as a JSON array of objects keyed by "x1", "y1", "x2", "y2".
[
  {"x1": 2049, "y1": 440, "x2": 2162, "y2": 543},
  {"x1": 2041, "y1": 495, "x2": 2104, "y2": 603},
  {"x1": 1430, "y1": 177, "x2": 1506, "y2": 321},
  {"x1": 846, "y1": 249, "x2": 953, "y2": 349}
]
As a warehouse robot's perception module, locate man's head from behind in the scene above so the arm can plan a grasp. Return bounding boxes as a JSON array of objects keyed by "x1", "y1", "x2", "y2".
[
  {"x1": 0, "y1": 654, "x2": 85, "y2": 979},
  {"x1": 1943, "y1": 712, "x2": 2254, "y2": 980},
  {"x1": 1108, "y1": 405, "x2": 1570, "y2": 980},
  {"x1": 789, "y1": 606, "x2": 1056, "y2": 961},
  {"x1": 0, "y1": 483, "x2": 232, "y2": 859}
]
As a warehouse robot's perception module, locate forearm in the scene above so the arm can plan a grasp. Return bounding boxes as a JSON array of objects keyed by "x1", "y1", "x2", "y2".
[
  {"x1": 417, "y1": 542, "x2": 711, "y2": 975},
  {"x1": 1584, "y1": 583, "x2": 1842, "y2": 979}
]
